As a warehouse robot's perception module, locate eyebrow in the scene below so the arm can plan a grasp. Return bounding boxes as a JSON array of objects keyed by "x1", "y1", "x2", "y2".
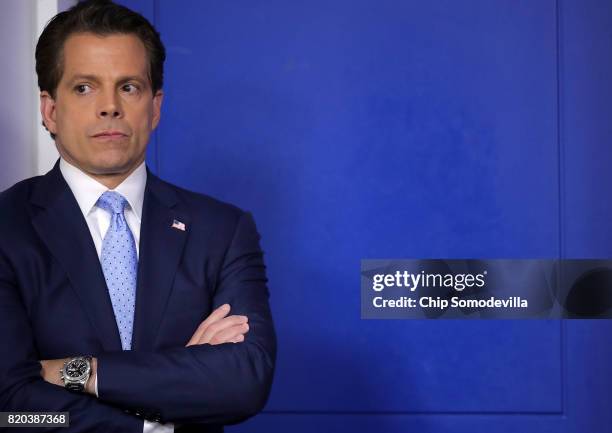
[{"x1": 66, "y1": 74, "x2": 148, "y2": 85}]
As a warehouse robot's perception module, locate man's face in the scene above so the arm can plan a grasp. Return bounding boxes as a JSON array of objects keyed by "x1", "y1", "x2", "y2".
[{"x1": 41, "y1": 32, "x2": 163, "y2": 179}]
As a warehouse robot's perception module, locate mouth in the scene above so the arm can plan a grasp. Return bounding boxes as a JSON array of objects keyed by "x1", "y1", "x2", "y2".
[{"x1": 91, "y1": 130, "x2": 129, "y2": 140}]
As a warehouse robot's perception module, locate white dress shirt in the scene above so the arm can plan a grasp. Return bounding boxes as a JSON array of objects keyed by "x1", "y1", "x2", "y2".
[{"x1": 60, "y1": 158, "x2": 174, "y2": 433}]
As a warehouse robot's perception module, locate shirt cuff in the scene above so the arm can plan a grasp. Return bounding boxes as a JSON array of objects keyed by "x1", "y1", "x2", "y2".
[{"x1": 143, "y1": 420, "x2": 175, "y2": 433}]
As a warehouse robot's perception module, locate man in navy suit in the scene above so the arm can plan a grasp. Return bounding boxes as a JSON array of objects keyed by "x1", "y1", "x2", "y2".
[{"x1": 0, "y1": 1, "x2": 276, "y2": 432}]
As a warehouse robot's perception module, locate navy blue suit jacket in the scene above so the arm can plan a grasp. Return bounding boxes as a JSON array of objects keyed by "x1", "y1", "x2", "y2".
[{"x1": 0, "y1": 161, "x2": 276, "y2": 432}]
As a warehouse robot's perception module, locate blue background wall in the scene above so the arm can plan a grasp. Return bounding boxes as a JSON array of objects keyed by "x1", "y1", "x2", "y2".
[{"x1": 119, "y1": 1, "x2": 612, "y2": 431}]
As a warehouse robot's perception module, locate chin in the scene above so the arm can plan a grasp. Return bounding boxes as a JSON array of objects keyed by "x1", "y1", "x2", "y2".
[{"x1": 88, "y1": 158, "x2": 136, "y2": 175}]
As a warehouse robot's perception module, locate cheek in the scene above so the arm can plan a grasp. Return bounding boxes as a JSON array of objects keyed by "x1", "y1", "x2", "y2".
[
  {"x1": 57, "y1": 104, "x2": 89, "y2": 134},
  {"x1": 131, "y1": 107, "x2": 155, "y2": 138}
]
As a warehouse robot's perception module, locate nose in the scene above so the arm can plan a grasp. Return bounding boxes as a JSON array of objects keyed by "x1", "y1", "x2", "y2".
[{"x1": 97, "y1": 91, "x2": 123, "y2": 119}]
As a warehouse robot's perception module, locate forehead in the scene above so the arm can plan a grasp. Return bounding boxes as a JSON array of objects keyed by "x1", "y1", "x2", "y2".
[{"x1": 61, "y1": 32, "x2": 148, "y2": 80}]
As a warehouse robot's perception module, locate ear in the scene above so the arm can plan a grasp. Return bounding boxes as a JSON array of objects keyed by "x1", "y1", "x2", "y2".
[
  {"x1": 152, "y1": 89, "x2": 164, "y2": 130},
  {"x1": 40, "y1": 91, "x2": 58, "y2": 135}
]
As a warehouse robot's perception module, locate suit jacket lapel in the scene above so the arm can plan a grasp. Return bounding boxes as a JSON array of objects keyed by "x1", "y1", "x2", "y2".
[
  {"x1": 29, "y1": 161, "x2": 123, "y2": 351},
  {"x1": 131, "y1": 169, "x2": 190, "y2": 351}
]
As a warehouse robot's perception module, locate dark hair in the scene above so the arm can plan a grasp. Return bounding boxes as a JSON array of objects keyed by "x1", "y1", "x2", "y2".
[{"x1": 36, "y1": 0, "x2": 166, "y2": 136}]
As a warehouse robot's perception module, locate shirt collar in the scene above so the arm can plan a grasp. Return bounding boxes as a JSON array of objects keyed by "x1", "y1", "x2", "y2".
[{"x1": 59, "y1": 157, "x2": 147, "y2": 221}]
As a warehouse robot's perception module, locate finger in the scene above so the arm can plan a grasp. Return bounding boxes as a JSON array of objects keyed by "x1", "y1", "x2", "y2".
[
  {"x1": 207, "y1": 322, "x2": 250, "y2": 345},
  {"x1": 187, "y1": 306, "x2": 230, "y2": 346},
  {"x1": 230, "y1": 334, "x2": 245, "y2": 343},
  {"x1": 190, "y1": 304, "x2": 230, "y2": 343},
  {"x1": 200, "y1": 315, "x2": 248, "y2": 344},
  {"x1": 187, "y1": 313, "x2": 248, "y2": 347},
  {"x1": 186, "y1": 304, "x2": 230, "y2": 347},
  {"x1": 199, "y1": 315, "x2": 248, "y2": 345}
]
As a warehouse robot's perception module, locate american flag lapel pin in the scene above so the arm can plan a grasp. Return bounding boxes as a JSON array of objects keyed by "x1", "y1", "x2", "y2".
[{"x1": 171, "y1": 219, "x2": 186, "y2": 231}]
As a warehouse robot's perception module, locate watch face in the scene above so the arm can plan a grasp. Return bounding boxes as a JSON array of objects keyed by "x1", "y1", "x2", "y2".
[{"x1": 66, "y1": 359, "x2": 88, "y2": 379}]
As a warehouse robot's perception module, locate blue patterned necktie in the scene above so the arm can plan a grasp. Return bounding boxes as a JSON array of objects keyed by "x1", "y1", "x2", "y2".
[{"x1": 96, "y1": 191, "x2": 137, "y2": 350}]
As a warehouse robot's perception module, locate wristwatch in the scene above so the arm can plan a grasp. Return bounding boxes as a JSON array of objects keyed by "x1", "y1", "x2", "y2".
[{"x1": 60, "y1": 356, "x2": 92, "y2": 393}]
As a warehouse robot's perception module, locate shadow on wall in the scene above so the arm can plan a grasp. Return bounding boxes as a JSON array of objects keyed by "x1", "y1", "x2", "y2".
[
  {"x1": 0, "y1": 0, "x2": 39, "y2": 191},
  {"x1": 0, "y1": 98, "x2": 34, "y2": 192}
]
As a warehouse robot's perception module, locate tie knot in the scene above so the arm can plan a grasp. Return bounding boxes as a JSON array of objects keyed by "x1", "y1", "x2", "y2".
[{"x1": 97, "y1": 191, "x2": 129, "y2": 215}]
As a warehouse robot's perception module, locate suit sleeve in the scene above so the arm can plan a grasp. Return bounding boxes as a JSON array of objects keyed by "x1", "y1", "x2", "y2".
[
  {"x1": 95, "y1": 211, "x2": 277, "y2": 425},
  {"x1": 0, "y1": 252, "x2": 144, "y2": 432}
]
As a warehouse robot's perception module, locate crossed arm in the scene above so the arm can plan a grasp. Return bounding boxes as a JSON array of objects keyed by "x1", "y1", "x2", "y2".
[
  {"x1": 0, "y1": 211, "x2": 276, "y2": 431},
  {"x1": 40, "y1": 303, "x2": 251, "y2": 394}
]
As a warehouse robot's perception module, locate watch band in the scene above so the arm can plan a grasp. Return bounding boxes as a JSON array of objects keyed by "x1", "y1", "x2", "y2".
[{"x1": 66, "y1": 382, "x2": 85, "y2": 392}]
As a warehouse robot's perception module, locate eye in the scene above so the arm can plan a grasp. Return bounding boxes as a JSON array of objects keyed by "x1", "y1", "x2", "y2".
[
  {"x1": 121, "y1": 83, "x2": 140, "y2": 94},
  {"x1": 74, "y1": 84, "x2": 92, "y2": 94}
]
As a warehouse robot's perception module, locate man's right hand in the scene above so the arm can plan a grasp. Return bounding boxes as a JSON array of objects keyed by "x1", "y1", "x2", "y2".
[{"x1": 186, "y1": 304, "x2": 249, "y2": 347}]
